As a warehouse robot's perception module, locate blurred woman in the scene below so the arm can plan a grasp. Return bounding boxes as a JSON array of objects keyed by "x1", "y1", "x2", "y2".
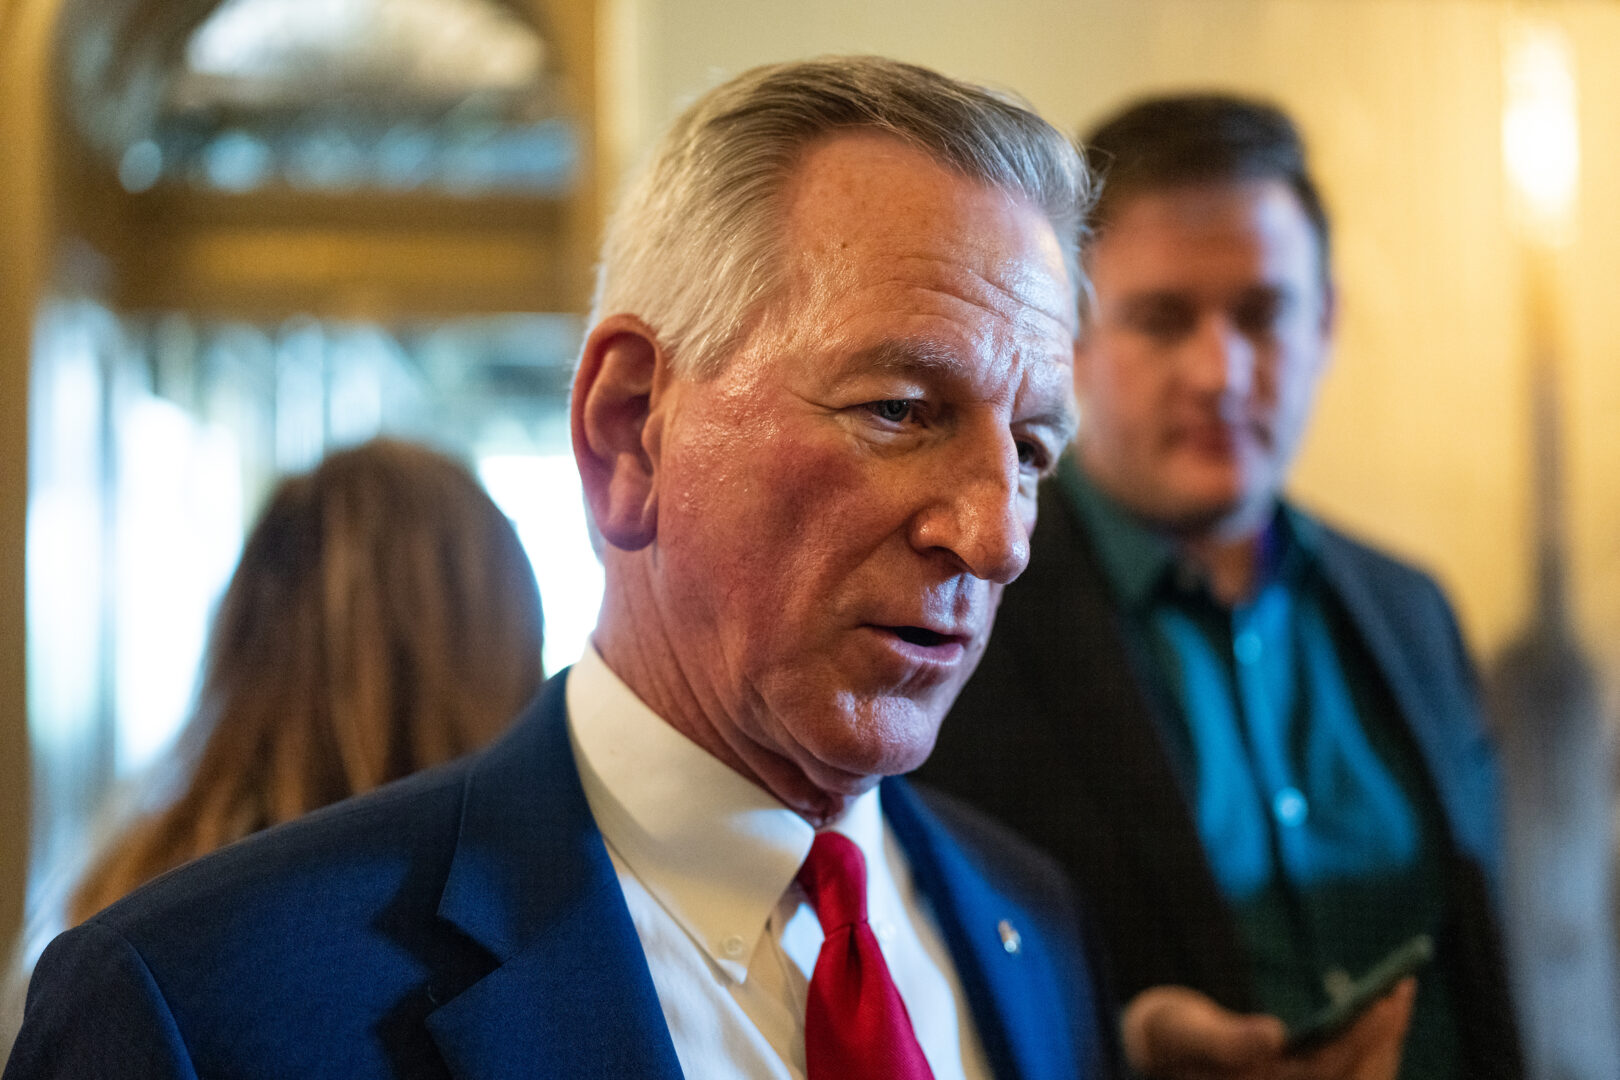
[{"x1": 66, "y1": 437, "x2": 544, "y2": 923}]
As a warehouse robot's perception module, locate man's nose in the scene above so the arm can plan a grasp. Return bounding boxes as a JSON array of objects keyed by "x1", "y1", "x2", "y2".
[
  {"x1": 908, "y1": 436, "x2": 1030, "y2": 584},
  {"x1": 1183, "y1": 313, "x2": 1255, "y2": 397}
]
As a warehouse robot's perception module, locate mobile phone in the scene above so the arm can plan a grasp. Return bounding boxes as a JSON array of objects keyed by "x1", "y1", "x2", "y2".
[{"x1": 1284, "y1": 933, "x2": 1433, "y2": 1054}]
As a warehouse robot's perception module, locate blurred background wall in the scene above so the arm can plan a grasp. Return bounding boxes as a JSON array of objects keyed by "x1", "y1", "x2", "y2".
[
  {"x1": 2, "y1": 0, "x2": 1617, "y2": 1070},
  {"x1": 599, "y1": 0, "x2": 1618, "y2": 664}
]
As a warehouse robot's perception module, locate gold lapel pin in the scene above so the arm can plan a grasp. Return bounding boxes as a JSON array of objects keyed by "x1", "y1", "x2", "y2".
[{"x1": 998, "y1": 919, "x2": 1022, "y2": 955}]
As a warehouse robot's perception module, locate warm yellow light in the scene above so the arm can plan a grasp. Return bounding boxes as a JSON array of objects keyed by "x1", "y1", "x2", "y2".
[{"x1": 1503, "y1": 21, "x2": 1579, "y2": 241}]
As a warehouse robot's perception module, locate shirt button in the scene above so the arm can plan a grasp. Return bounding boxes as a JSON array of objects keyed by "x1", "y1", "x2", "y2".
[
  {"x1": 1234, "y1": 630, "x2": 1263, "y2": 665},
  {"x1": 1273, "y1": 787, "x2": 1309, "y2": 827},
  {"x1": 721, "y1": 934, "x2": 746, "y2": 958},
  {"x1": 873, "y1": 921, "x2": 896, "y2": 943}
]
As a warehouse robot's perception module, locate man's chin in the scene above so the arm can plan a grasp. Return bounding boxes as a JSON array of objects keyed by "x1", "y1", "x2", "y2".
[
  {"x1": 805, "y1": 695, "x2": 945, "y2": 781},
  {"x1": 1150, "y1": 480, "x2": 1269, "y2": 538},
  {"x1": 1161, "y1": 502, "x2": 1246, "y2": 539}
]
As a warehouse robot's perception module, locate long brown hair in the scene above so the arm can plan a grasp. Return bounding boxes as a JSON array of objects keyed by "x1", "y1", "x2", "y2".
[{"x1": 69, "y1": 438, "x2": 544, "y2": 923}]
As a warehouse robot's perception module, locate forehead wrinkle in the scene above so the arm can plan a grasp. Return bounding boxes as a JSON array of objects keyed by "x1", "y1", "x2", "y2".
[{"x1": 874, "y1": 252, "x2": 1078, "y2": 339}]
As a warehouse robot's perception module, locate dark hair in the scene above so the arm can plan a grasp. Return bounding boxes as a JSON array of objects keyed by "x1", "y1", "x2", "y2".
[
  {"x1": 1081, "y1": 93, "x2": 1331, "y2": 274},
  {"x1": 68, "y1": 438, "x2": 544, "y2": 923}
]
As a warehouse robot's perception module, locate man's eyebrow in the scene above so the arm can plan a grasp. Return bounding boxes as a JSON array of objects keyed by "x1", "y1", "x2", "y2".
[
  {"x1": 1119, "y1": 289, "x2": 1192, "y2": 310},
  {"x1": 1237, "y1": 282, "x2": 1294, "y2": 302},
  {"x1": 1122, "y1": 283, "x2": 1294, "y2": 306},
  {"x1": 840, "y1": 339, "x2": 967, "y2": 382}
]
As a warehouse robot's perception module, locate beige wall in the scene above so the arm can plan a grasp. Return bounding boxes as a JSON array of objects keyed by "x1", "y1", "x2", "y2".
[
  {"x1": 602, "y1": 0, "x2": 1620, "y2": 669},
  {"x1": 1563, "y1": 3, "x2": 1620, "y2": 672}
]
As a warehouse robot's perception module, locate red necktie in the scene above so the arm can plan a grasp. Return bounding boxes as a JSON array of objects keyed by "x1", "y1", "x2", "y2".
[{"x1": 798, "y1": 831, "x2": 936, "y2": 1080}]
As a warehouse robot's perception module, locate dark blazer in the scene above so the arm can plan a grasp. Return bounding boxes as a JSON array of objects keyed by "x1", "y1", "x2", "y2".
[
  {"x1": 7, "y1": 670, "x2": 1118, "y2": 1080},
  {"x1": 917, "y1": 480, "x2": 1524, "y2": 1078}
]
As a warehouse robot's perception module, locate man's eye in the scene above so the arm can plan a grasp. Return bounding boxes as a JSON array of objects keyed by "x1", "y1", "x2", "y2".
[
  {"x1": 1016, "y1": 439, "x2": 1051, "y2": 472},
  {"x1": 1124, "y1": 298, "x2": 1196, "y2": 341},
  {"x1": 1233, "y1": 295, "x2": 1285, "y2": 337},
  {"x1": 866, "y1": 399, "x2": 916, "y2": 424}
]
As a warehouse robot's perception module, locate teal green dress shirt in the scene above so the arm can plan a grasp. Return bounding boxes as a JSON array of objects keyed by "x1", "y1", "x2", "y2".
[{"x1": 1061, "y1": 461, "x2": 1460, "y2": 1078}]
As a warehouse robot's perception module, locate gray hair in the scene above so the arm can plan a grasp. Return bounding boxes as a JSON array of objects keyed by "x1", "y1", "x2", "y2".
[{"x1": 589, "y1": 55, "x2": 1093, "y2": 376}]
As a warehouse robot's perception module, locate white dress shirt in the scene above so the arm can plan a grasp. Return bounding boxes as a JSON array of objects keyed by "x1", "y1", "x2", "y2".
[{"x1": 566, "y1": 646, "x2": 992, "y2": 1080}]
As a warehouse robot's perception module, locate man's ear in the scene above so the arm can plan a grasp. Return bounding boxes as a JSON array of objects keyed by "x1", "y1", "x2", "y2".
[
  {"x1": 1316, "y1": 277, "x2": 1340, "y2": 371},
  {"x1": 1320, "y1": 278, "x2": 1340, "y2": 338},
  {"x1": 572, "y1": 314, "x2": 670, "y2": 552}
]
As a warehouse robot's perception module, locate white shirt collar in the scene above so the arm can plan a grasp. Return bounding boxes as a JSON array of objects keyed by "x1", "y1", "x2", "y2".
[{"x1": 566, "y1": 645, "x2": 886, "y2": 983}]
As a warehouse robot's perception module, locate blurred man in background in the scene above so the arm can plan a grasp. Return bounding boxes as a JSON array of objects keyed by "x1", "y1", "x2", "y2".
[{"x1": 918, "y1": 94, "x2": 1522, "y2": 1080}]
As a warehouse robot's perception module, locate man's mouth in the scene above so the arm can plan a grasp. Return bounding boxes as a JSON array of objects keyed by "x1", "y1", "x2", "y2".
[
  {"x1": 873, "y1": 625, "x2": 972, "y2": 657},
  {"x1": 1173, "y1": 414, "x2": 1272, "y2": 456},
  {"x1": 860, "y1": 623, "x2": 973, "y2": 675},
  {"x1": 1175, "y1": 422, "x2": 1238, "y2": 454},
  {"x1": 891, "y1": 625, "x2": 953, "y2": 648}
]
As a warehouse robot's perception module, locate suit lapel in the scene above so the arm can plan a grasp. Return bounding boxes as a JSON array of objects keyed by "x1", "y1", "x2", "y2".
[
  {"x1": 1312, "y1": 528, "x2": 1498, "y2": 873},
  {"x1": 882, "y1": 778, "x2": 1089, "y2": 1080},
  {"x1": 424, "y1": 672, "x2": 684, "y2": 1080},
  {"x1": 1031, "y1": 478, "x2": 1256, "y2": 1006},
  {"x1": 1315, "y1": 533, "x2": 1438, "y2": 755}
]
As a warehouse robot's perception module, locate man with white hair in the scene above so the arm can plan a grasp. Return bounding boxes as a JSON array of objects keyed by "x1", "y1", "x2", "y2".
[{"x1": 7, "y1": 57, "x2": 1115, "y2": 1079}]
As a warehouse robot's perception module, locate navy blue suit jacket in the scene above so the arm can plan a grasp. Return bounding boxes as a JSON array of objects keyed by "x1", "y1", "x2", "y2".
[{"x1": 7, "y1": 670, "x2": 1117, "y2": 1079}]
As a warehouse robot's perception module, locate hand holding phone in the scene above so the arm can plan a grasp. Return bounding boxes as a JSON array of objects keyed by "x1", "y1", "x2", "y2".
[
  {"x1": 1124, "y1": 976, "x2": 1417, "y2": 1080},
  {"x1": 1285, "y1": 933, "x2": 1433, "y2": 1055}
]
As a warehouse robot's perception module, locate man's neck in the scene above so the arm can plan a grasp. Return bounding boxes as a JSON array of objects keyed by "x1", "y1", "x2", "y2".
[
  {"x1": 591, "y1": 585, "x2": 861, "y2": 828},
  {"x1": 1074, "y1": 460, "x2": 1275, "y2": 607}
]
